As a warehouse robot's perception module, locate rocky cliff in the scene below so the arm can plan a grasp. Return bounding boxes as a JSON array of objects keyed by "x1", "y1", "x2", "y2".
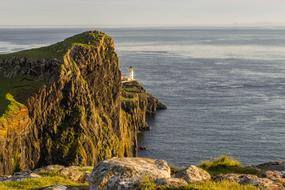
[{"x1": 0, "y1": 31, "x2": 166, "y2": 175}]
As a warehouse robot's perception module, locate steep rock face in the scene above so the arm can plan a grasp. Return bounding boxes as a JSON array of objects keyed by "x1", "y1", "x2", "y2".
[
  {"x1": 121, "y1": 80, "x2": 166, "y2": 131},
  {"x1": 0, "y1": 31, "x2": 165, "y2": 175}
]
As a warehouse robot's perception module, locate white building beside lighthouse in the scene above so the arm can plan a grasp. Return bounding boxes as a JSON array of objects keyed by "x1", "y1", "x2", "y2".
[{"x1": 128, "y1": 66, "x2": 135, "y2": 81}]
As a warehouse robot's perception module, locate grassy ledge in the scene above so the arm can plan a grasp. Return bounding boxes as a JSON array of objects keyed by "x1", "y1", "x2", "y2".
[
  {"x1": 0, "y1": 93, "x2": 26, "y2": 125},
  {"x1": 0, "y1": 31, "x2": 106, "y2": 61},
  {"x1": 199, "y1": 155, "x2": 260, "y2": 176},
  {"x1": 0, "y1": 176, "x2": 88, "y2": 190}
]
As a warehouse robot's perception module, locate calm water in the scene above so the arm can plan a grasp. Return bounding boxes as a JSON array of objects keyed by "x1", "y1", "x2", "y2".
[{"x1": 1, "y1": 28, "x2": 285, "y2": 166}]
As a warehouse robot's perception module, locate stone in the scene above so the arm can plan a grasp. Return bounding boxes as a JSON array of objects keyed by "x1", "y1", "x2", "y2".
[
  {"x1": 155, "y1": 177, "x2": 188, "y2": 188},
  {"x1": 256, "y1": 161, "x2": 285, "y2": 172},
  {"x1": 213, "y1": 173, "x2": 285, "y2": 190},
  {"x1": 88, "y1": 157, "x2": 171, "y2": 190},
  {"x1": 0, "y1": 171, "x2": 41, "y2": 182},
  {"x1": 33, "y1": 165, "x2": 64, "y2": 176},
  {"x1": 174, "y1": 165, "x2": 211, "y2": 183},
  {"x1": 263, "y1": 170, "x2": 285, "y2": 184},
  {"x1": 43, "y1": 185, "x2": 68, "y2": 190},
  {"x1": 60, "y1": 166, "x2": 87, "y2": 182}
]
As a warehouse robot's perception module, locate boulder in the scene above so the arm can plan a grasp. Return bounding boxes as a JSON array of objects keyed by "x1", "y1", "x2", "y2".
[
  {"x1": 213, "y1": 173, "x2": 285, "y2": 190},
  {"x1": 256, "y1": 161, "x2": 285, "y2": 172},
  {"x1": 88, "y1": 157, "x2": 171, "y2": 190},
  {"x1": 60, "y1": 166, "x2": 88, "y2": 183},
  {"x1": 174, "y1": 165, "x2": 211, "y2": 183}
]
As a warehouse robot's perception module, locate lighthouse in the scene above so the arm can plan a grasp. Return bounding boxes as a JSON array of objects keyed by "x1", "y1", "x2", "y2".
[{"x1": 128, "y1": 66, "x2": 135, "y2": 81}]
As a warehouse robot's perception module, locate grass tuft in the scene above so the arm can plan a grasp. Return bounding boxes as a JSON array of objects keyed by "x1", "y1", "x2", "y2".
[
  {"x1": 0, "y1": 176, "x2": 88, "y2": 190},
  {"x1": 158, "y1": 180, "x2": 258, "y2": 190},
  {"x1": 199, "y1": 155, "x2": 260, "y2": 176}
]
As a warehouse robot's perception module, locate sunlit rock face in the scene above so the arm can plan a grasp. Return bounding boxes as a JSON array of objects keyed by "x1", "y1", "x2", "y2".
[{"x1": 0, "y1": 31, "x2": 165, "y2": 175}]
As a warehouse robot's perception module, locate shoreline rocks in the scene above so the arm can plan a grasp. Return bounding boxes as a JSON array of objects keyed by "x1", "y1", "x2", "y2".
[
  {"x1": 88, "y1": 157, "x2": 171, "y2": 190},
  {"x1": 0, "y1": 158, "x2": 284, "y2": 190},
  {"x1": 88, "y1": 157, "x2": 211, "y2": 190}
]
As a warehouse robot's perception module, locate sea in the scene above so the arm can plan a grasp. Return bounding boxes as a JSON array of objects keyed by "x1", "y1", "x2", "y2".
[{"x1": 0, "y1": 27, "x2": 285, "y2": 166}]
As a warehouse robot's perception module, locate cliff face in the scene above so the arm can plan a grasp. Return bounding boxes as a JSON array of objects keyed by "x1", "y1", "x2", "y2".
[{"x1": 0, "y1": 31, "x2": 166, "y2": 175}]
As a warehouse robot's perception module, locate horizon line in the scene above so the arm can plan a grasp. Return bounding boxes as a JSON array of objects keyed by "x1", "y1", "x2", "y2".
[{"x1": 1, "y1": 23, "x2": 285, "y2": 29}]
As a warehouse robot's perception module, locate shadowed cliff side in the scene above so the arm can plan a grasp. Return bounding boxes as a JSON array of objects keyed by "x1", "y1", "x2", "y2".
[{"x1": 0, "y1": 31, "x2": 166, "y2": 175}]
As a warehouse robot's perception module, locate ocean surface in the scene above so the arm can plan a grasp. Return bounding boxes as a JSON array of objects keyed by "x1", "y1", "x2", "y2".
[{"x1": 1, "y1": 27, "x2": 285, "y2": 166}]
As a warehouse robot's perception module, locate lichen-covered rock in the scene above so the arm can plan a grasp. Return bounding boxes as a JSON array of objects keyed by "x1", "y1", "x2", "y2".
[
  {"x1": 0, "y1": 171, "x2": 41, "y2": 182},
  {"x1": 33, "y1": 165, "x2": 90, "y2": 182},
  {"x1": 155, "y1": 177, "x2": 188, "y2": 188},
  {"x1": 0, "y1": 31, "x2": 166, "y2": 175},
  {"x1": 213, "y1": 173, "x2": 285, "y2": 190},
  {"x1": 174, "y1": 165, "x2": 211, "y2": 183},
  {"x1": 88, "y1": 157, "x2": 171, "y2": 190}
]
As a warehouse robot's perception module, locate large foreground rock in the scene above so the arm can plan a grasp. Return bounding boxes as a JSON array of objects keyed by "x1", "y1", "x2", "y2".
[{"x1": 88, "y1": 157, "x2": 171, "y2": 190}]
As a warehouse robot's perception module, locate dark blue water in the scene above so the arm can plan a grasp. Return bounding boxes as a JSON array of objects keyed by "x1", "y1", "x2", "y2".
[{"x1": 1, "y1": 28, "x2": 285, "y2": 166}]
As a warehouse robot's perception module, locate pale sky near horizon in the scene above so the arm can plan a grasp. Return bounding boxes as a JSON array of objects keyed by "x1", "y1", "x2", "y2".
[{"x1": 1, "y1": 0, "x2": 285, "y2": 27}]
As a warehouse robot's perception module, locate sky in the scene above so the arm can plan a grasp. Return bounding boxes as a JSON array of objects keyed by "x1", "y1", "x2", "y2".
[{"x1": 1, "y1": 0, "x2": 285, "y2": 27}]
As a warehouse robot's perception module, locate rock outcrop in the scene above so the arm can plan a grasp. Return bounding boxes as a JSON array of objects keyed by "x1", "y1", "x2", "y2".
[
  {"x1": 88, "y1": 157, "x2": 210, "y2": 190},
  {"x1": 0, "y1": 31, "x2": 166, "y2": 175},
  {"x1": 213, "y1": 173, "x2": 285, "y2": 190},
  {"x1": 121, "y1": 80, "x2": 166, "y2": 131},
  {"x1": 174, "y1": 165, "x2": 211, "y2": 183},
  {"x1": 0, "y1": 164, "x2": 91, "y2": 183}
]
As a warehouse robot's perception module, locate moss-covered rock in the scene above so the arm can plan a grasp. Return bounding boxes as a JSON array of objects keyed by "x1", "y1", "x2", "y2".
[
  {"x1": 121, "y1": 80, "x2": 166, "y2": 131},
  {"x1": 0, "y1": 31, "x2": 166, "y2": 175}
]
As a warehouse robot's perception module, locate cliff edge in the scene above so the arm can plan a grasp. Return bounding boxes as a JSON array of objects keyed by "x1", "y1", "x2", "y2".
[{"x1": 0, "y1": 31, "x2": 166, "y2": 175}]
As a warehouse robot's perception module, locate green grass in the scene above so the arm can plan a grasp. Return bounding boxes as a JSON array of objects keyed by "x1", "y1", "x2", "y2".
[
  {"x1": 139, "y1": 177, "x2": 258, "y2": 190},
  {"x1": 157, "y1": 181, "x2": 258, "y2": 190},
  {"x1": 0, "y1": 93, "x2": 25, "y2": 123},
  {"x1": 199, "y1": 155, "x2": 260, "y2": 176},
  {"x1": 0, "y1": 31, "x2": 105, "y2": 61},
  {"x1": 0, "y1": 77, "x2": 42, "y2": 117},
  {"x1": 0, "y1": 176, "x2": 88, "y2": 190}
]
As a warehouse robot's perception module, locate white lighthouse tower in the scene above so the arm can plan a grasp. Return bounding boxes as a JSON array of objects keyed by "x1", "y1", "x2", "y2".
[{"x1": 128, "y1": 66, "x2": 135, "y2": 81}]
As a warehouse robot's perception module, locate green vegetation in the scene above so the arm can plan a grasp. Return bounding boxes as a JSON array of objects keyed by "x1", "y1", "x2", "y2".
[
  {"x1": 0, "y1": 93, "x2": 25, "y2": 124},
  {"x1": 0, "y1": 31, "x2": 107, "y2": 118},
  {"x1": 0, "y1": 176, "x2": 88, "y2": 190},
  {"x1": 139, "y1": 176, "x2": 157, "y2": 190},
  {"x1": 199, "y1": 155, "x2": 260, "y2": 176},
  {"x1": 0, "y1": 77, "x2": 41, "y2": 117},
  {"x1": 0, "y1": 31, "x2": 105, "y2": 61},
  {"x1": 157, "y1": 181, "x2": 258, "y2": 190},
  {"x1": 139, "y1": 178, "x2": 258, "y2": 190}
]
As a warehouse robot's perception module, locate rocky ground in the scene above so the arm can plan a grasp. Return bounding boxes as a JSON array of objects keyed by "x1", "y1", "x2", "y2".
[{"x1": 0, "y1": 156, "x2": 284, "y2": 190}]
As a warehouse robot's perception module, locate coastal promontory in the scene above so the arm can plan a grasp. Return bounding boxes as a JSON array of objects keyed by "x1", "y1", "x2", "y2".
[{"x1": 0, "y1": 31, "x2": 166, "y2": 175}]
